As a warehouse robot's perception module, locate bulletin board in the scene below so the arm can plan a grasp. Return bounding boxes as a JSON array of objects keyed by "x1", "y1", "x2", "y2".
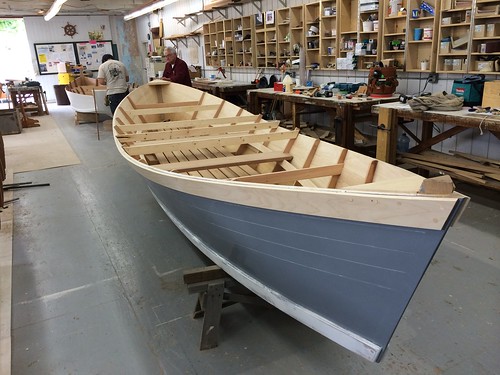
[
  {"x1": 34, "y1": 42, "x2": 77, "y2": 75},
  {"x1": 75, "y1": 40, "x2": 113, "y2": 71},
  {"x1": 34, "y1": 40, "x2": 114, "y2": 75}
]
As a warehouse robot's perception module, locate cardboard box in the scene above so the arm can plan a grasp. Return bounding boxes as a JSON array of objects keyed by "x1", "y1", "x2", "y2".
[
  {"x1": 452, "y1": 59, "x2": 463, "y2": 71},
  {"x1": 440, "y1": 41, "x2": 451, "y2": 54},
  {"x1": 474, "y1": 24, "x2": 486, "y2": 37},
  {"x1": 444, "y1": 58, "x2": 454, "y2": 71},
  {"x1": 486, "y1": 23, "x2": 500, "y2": 37},
  {"x1": 482, "y1": 81, "x2": 500, "y2": 108},
  {"x1": 475, "y1": 60, "x2": 495, "y2": 72}
]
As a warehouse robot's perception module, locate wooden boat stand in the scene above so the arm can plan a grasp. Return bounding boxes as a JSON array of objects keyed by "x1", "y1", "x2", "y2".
[{"x1": 183, "y1": 265, "x2": 270, "y2": 350}]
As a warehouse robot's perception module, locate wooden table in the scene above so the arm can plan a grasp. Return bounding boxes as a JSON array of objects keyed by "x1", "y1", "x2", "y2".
[
  {"x1": 9, "y1": 86, "x2": 49, "y2": 116},
  {"x1": 192, "y1": 80, "x2": 256, "y2": 107},
  {"x1": 247, "y1": 88, "x2": 398, "y2": 149},
  {"x1": 372, "y1": 102, "x2": 500, "y2": 164}
]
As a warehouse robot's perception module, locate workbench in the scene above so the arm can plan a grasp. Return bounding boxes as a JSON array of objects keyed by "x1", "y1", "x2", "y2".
[
  {"x1": 372, "y1": 102, "x2": 500, "y2": 164},
  {"x1": 247, "y1": 88, "x2": 398, "y2": 149},
  {"x1": 192, "y1": 80, "x2": 256, "y2": 107},
  {"x1": 9, "y1": 86, "x2": 49, "y2": 116}
]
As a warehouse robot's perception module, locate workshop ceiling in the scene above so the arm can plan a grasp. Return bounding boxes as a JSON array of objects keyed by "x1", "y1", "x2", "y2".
[{"x1": 0, "y1": 0, "x2": 151, "y2": 18}]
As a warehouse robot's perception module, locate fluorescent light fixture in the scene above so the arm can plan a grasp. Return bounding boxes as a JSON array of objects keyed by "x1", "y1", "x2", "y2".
[
  {"x1": 124, "y1": 0, "x2": 177, "y2": 21},
  {"x1": 44, "y1": 0, "x2": 68, "y2": 21}
]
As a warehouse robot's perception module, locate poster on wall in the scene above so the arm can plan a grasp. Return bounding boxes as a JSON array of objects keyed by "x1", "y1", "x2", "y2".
[
  {"x1": 75, "y1": 40, "x2": 113, "y2": 71},
  {"x1": 34, "y1": 42, "x2": 77, "y2": 75}
]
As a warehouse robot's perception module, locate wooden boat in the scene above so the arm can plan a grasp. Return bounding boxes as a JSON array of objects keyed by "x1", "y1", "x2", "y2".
[
  {"x1": 112, "y1": 80, "x2": 469, "y2": 362},
  {"x1": 65, "y1": 75, "x2": 111, "y2": 124}
]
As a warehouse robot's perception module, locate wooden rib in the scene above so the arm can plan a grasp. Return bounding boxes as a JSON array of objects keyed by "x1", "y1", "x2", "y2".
[
  {"x1": 126, "y1": 96, "x2": 148, "y2": 124},
  {"x1": 233, "y1": 164, "x2": 344, "y2": 184},
  {"x1": 365, "y1": 160, "x2": 378, "y2": 184},
  {"x1": 115, "y1": 115, "x2": 262, "y2": 132},
  {"x1": 116, "y1": 121, "x2": 281, "y2": 142},
  {"x1": 191, "y1": 92, "x2": 206, "y2": 120},
  {"x1": 328, "y1": 148, "x2": 348, "y2": 188},
  {"x1": 156, "y1": 152, "x2": 293, "y2": 172},
  {"x1": 213, "y1": 100, "x2": 224, "y2": 119},
  {"x1": 302, "y1": 139, "x2": 321, "y2": 168},
  {"x1": 129, "y1": 103, "x2": 220, "y2": 116},
  {"x1": 171, "y1": 150, "x2": 203, "y2": 177},
  {"x1": 124, "y1": 129, "x2": 299, "y2": 156}
]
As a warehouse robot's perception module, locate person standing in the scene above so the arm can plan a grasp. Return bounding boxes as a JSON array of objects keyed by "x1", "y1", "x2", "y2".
[
  {"x1": 161, "y1": 47, "x2": 192, "y2": 87},
  {"x1": 97, "y1": 54, "x2": 129, "y2": 115}
]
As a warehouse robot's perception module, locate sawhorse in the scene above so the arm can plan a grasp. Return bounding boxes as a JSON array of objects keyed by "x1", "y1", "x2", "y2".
[{"x1": 183, "y1": 265, "x2": 269, "y2": 350}]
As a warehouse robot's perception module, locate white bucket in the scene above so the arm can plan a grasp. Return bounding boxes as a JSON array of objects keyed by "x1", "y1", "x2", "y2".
[{"x1": 362, "y1": 21, "x2": 374, "y2": 32}]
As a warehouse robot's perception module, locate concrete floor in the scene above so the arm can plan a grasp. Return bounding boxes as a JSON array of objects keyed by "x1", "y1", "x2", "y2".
[{"x1": 10, "y1": 104, "x2": 500, "y2": 374}]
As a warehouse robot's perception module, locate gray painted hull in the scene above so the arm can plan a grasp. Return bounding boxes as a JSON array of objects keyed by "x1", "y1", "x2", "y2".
[{"x1": 146, "y1": 179, "x2": 460, "y2": 362}]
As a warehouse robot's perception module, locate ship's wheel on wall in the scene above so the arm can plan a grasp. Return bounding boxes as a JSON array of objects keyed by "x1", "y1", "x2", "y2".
[{"x1": 62, "y1": 22, "x2": 78, "y2": 38}]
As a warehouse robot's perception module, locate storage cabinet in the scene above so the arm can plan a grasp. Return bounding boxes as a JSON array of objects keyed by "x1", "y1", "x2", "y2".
[
  {"x1": 405, "y1": 0, "x2": 441, "y2": 72},
  {"x1": 200, "y1": 0, "x2": 500, "y2": 74},
  {"x1": 469, "y1": 0, "x2": 500, "y2": 73},
  {"x1": 234, "y1": 16, "x2": 254, "y2": 67},
  {"x1": 358, "y1": 0, "x2": 382, "y2": 70},
  {"x1": 338, "y1": 0, "x2": 359, "y2": 64},
  {"x1": 319, "y1": 1, "x2": 338, "y2": 69},
  {"x1": 437, "y1": 1, "x2": 472, "y2": 73},
  {"x1": 381, "y1": 1, "x2": 408, "y2": 70},
  {"x1": 305, "y1": 2, "x2": 321, "y2": 68}
]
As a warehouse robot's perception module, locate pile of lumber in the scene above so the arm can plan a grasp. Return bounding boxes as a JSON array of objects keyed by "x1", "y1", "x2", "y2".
[{"x1": 399, "y1": 150, "x2": 500, "y2": 191}]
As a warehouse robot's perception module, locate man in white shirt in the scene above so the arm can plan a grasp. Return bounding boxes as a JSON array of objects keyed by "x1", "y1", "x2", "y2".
[{"x1": 97, "y1": 54, "x2": 129, "y2": 115}]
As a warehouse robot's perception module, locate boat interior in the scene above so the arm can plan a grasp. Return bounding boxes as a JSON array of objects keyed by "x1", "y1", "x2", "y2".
[{"x1": 113, "y1": 81, "x2": 453, "y2": 195}]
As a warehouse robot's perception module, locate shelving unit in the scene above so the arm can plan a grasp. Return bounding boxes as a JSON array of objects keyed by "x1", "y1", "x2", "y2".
[
  {"x1": 319, "y1": 1, "x2": 338, "y2": 69},
  {"x1": 469, "y1": 0, "x2": 500, "y2": 73},
  {"x1": 358, "y1": 0, "x2": 382, "y2": 70},
  {"x1": 338, "y1": 0, "x2": 359, "y2": 69},
  {"x1": 234, "y1": 16, "x2": 254, "y2": 67},
  {"x1": 289, "y1": 5, "x2": 304, "y2": 67},
  {"x1": 405, "y1": 0, "x2": 440, "y2": 72},
  {"x1": 200, "y1": 0, "x2": 500, "y2": 73},
  {"x1": 381, "y1": 0, "x2": 408, "y2": 70},
  {"x1": 436, "y1": 0, "x2": 472, "y2": 73},
  {"x1": 276, "y1": 8, "x2": 291, "y2": 67},
  {"x1": 305, "y1": 2, "x2": 321, "y2": 68}
]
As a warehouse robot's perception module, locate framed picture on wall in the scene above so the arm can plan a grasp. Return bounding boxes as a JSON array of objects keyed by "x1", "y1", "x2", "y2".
[
  {"x1": 265, "y1": 11, "x2": 275, "y2": 25},
  {"x1": 34, "y1": 42, "x2": 77, "y2": 75},
  {"x1": 255, "y1": 13, "x2": 263, "y2": 26}
]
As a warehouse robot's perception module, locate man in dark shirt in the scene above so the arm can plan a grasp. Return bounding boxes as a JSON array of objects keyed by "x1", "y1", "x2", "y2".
[{"x1": 161, "y1": 47, "x2": 192, "y2": 87}]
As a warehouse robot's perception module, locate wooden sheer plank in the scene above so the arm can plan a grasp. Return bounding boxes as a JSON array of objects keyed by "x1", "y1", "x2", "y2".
[
  {"x1": 157, "y1": 152, "x2": 293, "y2": 172},
  {"x1": 115, "y1": 115, "x2": 262, "y2": 132},
  {"x1": 232, "y1": 164, "x2": 344, "y2": 184},
  {"x1": 129, "y1": 104, "x2": 221, "y2": 117},
  {"x1": 124, "y1": 130, "x2": 300, "y2": 156},
  {"x1": 116, "y1": 121, "x2": 281, "y2": 143}
]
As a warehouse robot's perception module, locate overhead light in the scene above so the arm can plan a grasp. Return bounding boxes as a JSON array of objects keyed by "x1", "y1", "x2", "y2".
[
  {"x1": 124, "y1": 0, "x2": 177, "y2": 21},
  {"x1": 44, "y1": 0, "x2": 68, "y2": 21}
]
